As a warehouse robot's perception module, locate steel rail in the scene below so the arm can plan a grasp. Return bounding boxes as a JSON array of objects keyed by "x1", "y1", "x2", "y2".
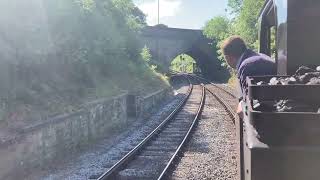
[
  {"x1": 190, "y1": 74, "x2": 237, "y2": 98},
  {"x1": 97, "y1": 75, "x2": 193, "y2": 180},
  {"x1": 189, "y1": 74, "x2": 236, "y2": 122},
  {"x1": 157, "y1": 83, "x2": 205, "y2": 180},
  {"x1": 157, "y1": 77, "x2": 234, "y2": 179},
  {"x1": 187, "y1": 74, "x2": 236, "y2": 121},
  {"x1": 206, "y1": 87, "x2": 236, "y2": 123}
]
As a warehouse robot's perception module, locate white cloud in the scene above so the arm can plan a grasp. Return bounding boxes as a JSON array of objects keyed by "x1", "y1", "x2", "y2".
[{"x1": 137, "y1": 0, "x2": 182, "y2": 25}]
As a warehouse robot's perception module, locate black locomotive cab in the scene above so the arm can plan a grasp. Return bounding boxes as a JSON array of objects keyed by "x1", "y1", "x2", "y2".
[
  {"x1": 240, "y1": 1, "x2": 320, "y2": 180},
  {"x1": 259, "y1": 0, "x2": 320, "y2": 75}
]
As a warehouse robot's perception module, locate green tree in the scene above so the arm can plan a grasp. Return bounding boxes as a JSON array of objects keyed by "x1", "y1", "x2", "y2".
[
  {"x1": 203, "y1": 16, "x2": 231, "y2": 64},
  {"x1": 203, "y1": 0, "x2": 265, "y2": 62},
  {"x1": 170, "y1": 54, "x2": 196, "y2": 73},
  {"x1": 140, "y1": 45, "x2": 152, "y2": 63},
  {"x1": 227, "y1": 0, "x2": 243, "y2": 15},
  {"x1": 203, "y1": 16, "x2": 230, "y2": 41},
  {"x1": 111, "y1": 0, "x2": 146, "y2": 31},
  {"x1": 76, "y1": 0, "x2": 96, "y2": 12},
  {"x1": 203, "y1": 0, "x2": 265, "y2": 85},
  {"x1": 231, "y1": 0, "x2": 265, "y2": 48}
]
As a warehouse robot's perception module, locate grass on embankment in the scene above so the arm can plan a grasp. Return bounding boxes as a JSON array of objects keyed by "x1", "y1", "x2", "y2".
[
  {"x1": 94, "y1": 61, "x2": 169, "y2": 98},
  {"x1": 227, "y1": 73, "x2": 237, "y2": 89},
  {"x1": 0, "y1": 0, "x2": 169, "y2": 128},
  {"x1": 0, "y1": 59, "x2": 169, "y2": 129}
]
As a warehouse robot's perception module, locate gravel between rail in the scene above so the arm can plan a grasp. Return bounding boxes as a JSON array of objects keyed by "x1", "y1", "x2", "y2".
[{"x1": 170, "y1": 85, "x2": 238, "y2": 180}]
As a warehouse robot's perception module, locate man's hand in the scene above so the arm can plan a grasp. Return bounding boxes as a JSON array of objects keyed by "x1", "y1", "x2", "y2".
[{"x1": 237, "y1": 101, "x2": 244, "y2": 119}]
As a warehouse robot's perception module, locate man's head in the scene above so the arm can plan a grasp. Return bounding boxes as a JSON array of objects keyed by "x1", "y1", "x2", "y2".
[{"x1": 221, "y1": 36, "x2": 247, "y2": 69}]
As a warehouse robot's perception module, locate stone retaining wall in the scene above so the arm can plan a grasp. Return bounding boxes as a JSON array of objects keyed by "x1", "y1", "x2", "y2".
[
  {"x1": 136, "y1": 88, "x2": 173, "y2": 118},
  {"x1": 0, "y1": 93, "x2": 127, "y2": 179},
  {"x1": 0, "y1": 88, "x2": 172, "y2": 179}
]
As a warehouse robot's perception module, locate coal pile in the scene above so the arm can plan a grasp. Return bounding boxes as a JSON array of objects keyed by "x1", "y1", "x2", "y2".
[
  {"x1": 253, "y1": 99, "x2": 319, "y2": 112},
  {"x1": 256, "y1": 66, "x2": 320, "y2": 85},
  {"x1": 252, "y1": 66, "x2": 320, "y2": 112}
]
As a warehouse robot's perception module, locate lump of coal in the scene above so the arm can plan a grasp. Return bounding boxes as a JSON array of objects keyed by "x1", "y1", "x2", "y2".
[
  {"x1": 307, "y1": 77, "x2": 320, "y2": 85},
  {"x1": 295, "y1": 66, "x2": 316, "y2": 76},
  {"x1": 253, "y1": 100, "x2": 276, "y2": 112},
  {"x1": 253, "y1": 99, "x2": 319, "y2": 112},
  {"x1": 298, "y1": 72, "x2": 320, "y2": 84},
  {"x1": 280, "y1": 77, "x2": 297, "y2": 85},
  {"x1": 276, "y1": 100, "x2": 316, "y2": 112},
  {"x1": 269, "y1": 77, "x2": 280, "y2": 85},
  {"x1": 276, "y1": 100, "x2": 293, "y2": 112},
  {"x1": 256, "y1": 81, "x2": 267, "y2": 85},
  {"x1": 253, "y1": 100, "x2": 260, "y2": 108}
]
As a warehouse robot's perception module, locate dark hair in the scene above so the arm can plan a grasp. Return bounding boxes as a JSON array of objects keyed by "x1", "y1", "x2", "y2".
[{"x1": 221, "y1": 36, "x2": 247, "y2": 57}]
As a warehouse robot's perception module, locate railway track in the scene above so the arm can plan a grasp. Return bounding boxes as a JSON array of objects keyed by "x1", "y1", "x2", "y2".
[
  {"x1": 88, "y1": 74, "x2": 237, "y2": 180},
  {"x1": 170, "y1": 75, "x2": 238, "y2": 180},
  {"x1": 190, "y1": 74, "x2": 237, "y2": 122},
  {"x1": 205, "y1": 86, "x2": 236, "y2": 123},
  {"x1": 93, "y1": 75, "x2": 205, "y2": 180}
]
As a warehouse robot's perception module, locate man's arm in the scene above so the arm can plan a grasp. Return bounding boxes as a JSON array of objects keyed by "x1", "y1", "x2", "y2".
[
  {"x1": 238, "y1": 63, "x2": 251, "y2": 100},
  {"x1": 237, "y1": 101, "x2": 244, "y2": 119}
]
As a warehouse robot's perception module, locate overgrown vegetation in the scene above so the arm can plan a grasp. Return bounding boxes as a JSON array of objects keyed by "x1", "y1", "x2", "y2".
[
  {"x1": 0, "y1": 0, "x2": 168, "y2": 125},
  {"x1": 170, "y1": 54, "x2": 196, "y2": 73},
  {"x1": 203, "y1": 0, "x2": 265, "y2": 86}
]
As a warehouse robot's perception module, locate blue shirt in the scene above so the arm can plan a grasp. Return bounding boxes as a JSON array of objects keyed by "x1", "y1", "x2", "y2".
[{"x1": 236, "y1": 49, "x2": 276, "y2": 100}]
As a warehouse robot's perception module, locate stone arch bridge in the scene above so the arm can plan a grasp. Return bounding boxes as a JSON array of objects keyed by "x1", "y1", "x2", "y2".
[{"x1": 140, "y1": 26, "x2": 229, "y2": 81}]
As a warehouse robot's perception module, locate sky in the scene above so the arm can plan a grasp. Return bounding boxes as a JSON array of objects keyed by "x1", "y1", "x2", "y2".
[{"x1": 133, "y1": 0, "x2": 229, "y2": 29}]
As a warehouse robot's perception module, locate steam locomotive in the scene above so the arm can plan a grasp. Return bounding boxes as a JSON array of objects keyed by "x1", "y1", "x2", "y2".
[{"x1": 240, "y1": 0, "x2": 320, "y2": 180}]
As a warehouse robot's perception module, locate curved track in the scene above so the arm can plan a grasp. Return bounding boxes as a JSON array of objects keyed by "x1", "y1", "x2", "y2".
[
  {"x1": 187, "y1": 74, "x2": 237, "y2": 117},
  {"x1": 90, "y1": 74, "x2": 237, "y2": 180},
  {"x1": 170, "y1": 74, "x2": 238, "y2": 180},
  {"x1": 190, "y1": 74, "x2": 237, "y2": 122},
  {"x1": 95, "y1": 75, "x2": 205, "y2": 180}
]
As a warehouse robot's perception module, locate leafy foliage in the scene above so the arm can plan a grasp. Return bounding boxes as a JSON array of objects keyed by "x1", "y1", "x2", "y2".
[
  {"x1": 227, "y1": 0, "x2": 243, "y2": 15},
  {"x1": 203, "y1": 16, "x2": 231, "y2": 64},
  {"x1": 203, "y1": 0, "x2": 265, "y2": 64},
  {"x1": 203, "y1": 0, "x2": 264, "y2": 86},
  {"x1": 141, "y1": 45, "x2": 152, "y2": 63},
  {"x1": 203, "y1": 16, "x2": 230, "y2": 41},
  {"x1": 170, "y1": 54, "x2": 196, "y2": 73},
  {"x1": 0, "y1": 0, "x2": 168, "y2": 123},
  {"x1": 76, "y1": 0, "x2": 96, "y2": 11},
  {"x1": 231, "y1": 0, "x2": 265, "y2": 48}
]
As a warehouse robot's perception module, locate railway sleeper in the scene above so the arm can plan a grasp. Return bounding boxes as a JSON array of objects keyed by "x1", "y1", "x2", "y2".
[
  {"x1": 180, "y1": 107, "x2": 199, "y2": 111},
  {"x1": 157, "y1": 133, "x2": 185, "y2": 139},
  {"x1": 117, "y1": 168, "x2": 160, "y2": 180},
  {"x1": 174, "y1": 116, "x2": 193, "y2": 120},
  {"x1": 175, "y1": 112, "x2": 196, "y2": 117},
  {"x1": 153, "y1": 137, "x2": 182, "y2": 143},
  {"x1": 120, "y1": 156, "x2": 169, "y2": 171},
  {"x1": 160, "y1": 129, "x2": 187, "y2": 135},
  {"x1": 167, "y1": 121, "x2": 191, "y2": 126},
  {"x1": 142, "y1": 150, "x2": 175, "y2": 157},
  {"x1": 165, "y1": 124, "x2": 190, "y2": 129},
  {"x1": 149, "y1": 140, "x2": 180, "y2": 147},
  {"x1": 144, "y1": 144, "x2": 178, "y2": 152}
]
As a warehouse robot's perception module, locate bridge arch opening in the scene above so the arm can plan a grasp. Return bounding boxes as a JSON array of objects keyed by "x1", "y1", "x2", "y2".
[{"x1": 169, "y1": 54, "x2": 198, "y2": 73}]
